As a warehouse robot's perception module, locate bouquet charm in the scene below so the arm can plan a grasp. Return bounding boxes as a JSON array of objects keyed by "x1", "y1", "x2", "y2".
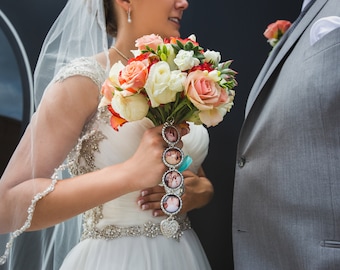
[{"x1": 159, "y1": 119, "x2": 187, "y2": 238}]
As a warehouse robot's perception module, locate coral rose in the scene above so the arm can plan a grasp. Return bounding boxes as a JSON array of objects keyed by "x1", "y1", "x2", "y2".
[
  {"x1": 264, "y1": 20, "x2": 291, "y2": 47},
  {"x1": 98, "y1": 79, "x2": 115, "y2": 108},
  {"x1": 264, "y1": 20, "x2": 291, "y2": 39},
  {"x1": 119, "y1": 60, "x2": 148, "y2": 93}
]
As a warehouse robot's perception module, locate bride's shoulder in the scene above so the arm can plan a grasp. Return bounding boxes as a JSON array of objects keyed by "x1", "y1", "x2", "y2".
[{"x1": 54, "y1": 56, "x2": 107, "y2": 90}]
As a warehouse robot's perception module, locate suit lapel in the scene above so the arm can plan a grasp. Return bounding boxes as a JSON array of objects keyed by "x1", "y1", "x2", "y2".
[{"x1": 245, "y1": 0, "x2": 328, "y2": 117}]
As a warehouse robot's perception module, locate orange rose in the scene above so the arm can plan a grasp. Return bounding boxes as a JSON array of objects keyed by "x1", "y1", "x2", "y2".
[
  {"x1": 118, "y1": 60, "x2": 149, "y2": 93},
  {"x1": 264, "y1": 20, "x2": 291, "y2": 47},
  {"x1": 101, "y1": 79, "x2": 115, "y2": 101},
  {"x1": 167, "y1": 35, "x2": 199, "y2": 47},
  {"x1": 264, "y1": 20, "x2": 291, "y2": 39},
  {"x1": 98, "y1": 79, "x2": 115, "y2": 108}
]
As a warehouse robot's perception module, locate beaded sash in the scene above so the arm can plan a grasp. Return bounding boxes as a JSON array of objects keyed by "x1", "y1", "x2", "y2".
[{"x1": 81, "y1": 215, "x2": 191, "y2": 241}]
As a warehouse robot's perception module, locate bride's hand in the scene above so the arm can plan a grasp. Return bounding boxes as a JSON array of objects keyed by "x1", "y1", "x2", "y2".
[
  {"x1": 137, "y1": 167, "x2": 214, "y2": 216},
  {"x1": 124, "y1": 124, "x2": 189, "y2": 191}
]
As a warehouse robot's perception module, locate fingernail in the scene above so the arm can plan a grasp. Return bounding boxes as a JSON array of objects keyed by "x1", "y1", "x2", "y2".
[
  {"x1": 142, "y1": 204, "x2": 149, "y2": 210},
  {"x1": 179, "y1": 123, "x2": 190, "y2": 136},
  {"x1": 137, "y1": 199, "x2": 144, "y2": 206},
  {"x1": 141, "y1": 190, "x2": 148, "y2": 196}
]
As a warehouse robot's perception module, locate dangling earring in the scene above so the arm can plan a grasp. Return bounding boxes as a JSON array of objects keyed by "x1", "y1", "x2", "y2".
[{"x1": 127, "y1": 7, "x2": 132, "y2": 23}]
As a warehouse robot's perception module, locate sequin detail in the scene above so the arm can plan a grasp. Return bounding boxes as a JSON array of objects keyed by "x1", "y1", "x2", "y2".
[
  {"x1": 67, "y1": 128, "x2": 107, "y2": 175},
  {"x1": 81, "y1": 205, "x2": 191, "y2": 241}
]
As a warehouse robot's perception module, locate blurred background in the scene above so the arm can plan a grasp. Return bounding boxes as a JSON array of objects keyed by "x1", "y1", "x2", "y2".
[{"x1": 0, "y1": 0, "x2": 301, "y2": 269}]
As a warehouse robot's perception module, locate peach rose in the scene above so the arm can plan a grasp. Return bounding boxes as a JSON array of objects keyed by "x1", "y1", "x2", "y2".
[
  {"x1": 264, "y1": 20, "x2": 291, "y2": 39},
  {"x1": 198, "y1": 89, "x2": 235, "y2": 126},
  {"x1": 118, "y1": 60, "x2": 149, "y2": 93},
  {"x1": 135, "y1": 34, "x2": 164, "y2": 51},
  {"x1": 185, "y1": 70, "x2": 229, "y2": 127},
  {"x1": 98, "y1": 79, "x2": 115, "y2": 108}
]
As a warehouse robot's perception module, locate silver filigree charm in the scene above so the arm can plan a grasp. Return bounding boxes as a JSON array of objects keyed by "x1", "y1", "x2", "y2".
[{"x1": 160, "y1": 217, "x2": 180, "y2": 238}]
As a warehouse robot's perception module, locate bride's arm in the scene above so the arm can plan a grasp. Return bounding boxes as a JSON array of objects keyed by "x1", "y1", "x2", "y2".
[{"x1": 0, "y1": 76, "x2": 168, "y2": 233}]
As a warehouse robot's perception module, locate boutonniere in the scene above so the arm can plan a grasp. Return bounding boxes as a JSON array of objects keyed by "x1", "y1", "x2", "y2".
[{"x1": 264, "y1": 20, "x2": 292, "y2": 47}]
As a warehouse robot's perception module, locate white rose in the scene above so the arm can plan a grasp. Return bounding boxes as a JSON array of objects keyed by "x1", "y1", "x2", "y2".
[
  {"x1": 174, "y1": 50, "x2": 200, "y2": 71},
  {"x1": 204, "y1": 49, "x2": 221, "y2": 65},
  {"x1": 208, "y1": 69, "x2": 221, "y2": 82},
  {"x1": 187, "y1": 34, "x2": 197, "y2": 42},
  {"x1": 111, "y1": 91, "x2": 149, "y2": 121},
  {"x1": 131, "y1": 49, "x2": 142, "y2": 57},
  {"x1": 144, "y1": 61, "x2": 177, "y2": 107},
  {"x1": 168, "y1": 70, "x2": 186, "y2": 92},
  {"x1": 109, "y1": 61, "x2": 125, "y2": 86},
  {"x1": 98, "y1": 96, "x2": 111, "y2": 108},
  {"x1": 164, "y1": 44, "x2": 177, "y2": 70}
]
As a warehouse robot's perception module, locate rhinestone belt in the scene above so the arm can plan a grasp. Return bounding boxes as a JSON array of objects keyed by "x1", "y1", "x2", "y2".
[{"x1": 81, "y1": 216, "x2": 191, "y2": 241}]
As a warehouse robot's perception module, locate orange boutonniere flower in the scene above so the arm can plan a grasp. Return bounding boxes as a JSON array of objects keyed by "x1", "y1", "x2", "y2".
[{"x1": 264, "y1": 20, "x2": 292, "y2": 47}]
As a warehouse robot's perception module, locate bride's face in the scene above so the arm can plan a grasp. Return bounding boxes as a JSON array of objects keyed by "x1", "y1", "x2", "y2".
[{"x1": 133, "y1": 0, "x2": 189, "y2": 38}]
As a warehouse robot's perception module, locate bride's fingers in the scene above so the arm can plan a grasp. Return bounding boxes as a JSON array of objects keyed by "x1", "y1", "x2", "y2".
[{"x1": 137, "y1": 186, "x2": 165, "y2": 208}]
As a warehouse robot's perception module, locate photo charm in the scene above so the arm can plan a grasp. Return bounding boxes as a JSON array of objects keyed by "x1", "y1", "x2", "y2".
[
  {"x1": 163, "y1": 147, "x2": 184, "y2": 167},
  {"x1": 162, "y1": 169, "x2": 184, "y2": 196},
  {"x1": 160, "y1": 120, "x2": 186, "y2": 238},
  {"x1": 161, "y1": 194, "x2": 182, "y2": 215},
  {"x1": 163, "y1": 169, "x2": 183, "y2": 189},
  {"x1": 162, "y1": 124, "x2": 180, "y2": 145}
]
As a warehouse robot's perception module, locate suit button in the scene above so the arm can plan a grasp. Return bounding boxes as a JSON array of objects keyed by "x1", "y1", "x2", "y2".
[{"x1": 237, "y1": 156, "x2": 246, "y2": 168}]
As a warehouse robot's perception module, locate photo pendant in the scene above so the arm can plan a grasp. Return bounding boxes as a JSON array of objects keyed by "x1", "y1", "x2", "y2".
[{"x1": 160, "y1": 121, "x2": 187, "y2": 238}]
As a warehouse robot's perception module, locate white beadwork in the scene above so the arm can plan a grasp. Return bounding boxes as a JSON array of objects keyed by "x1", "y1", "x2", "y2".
[
  {"x1": 81, "y1": 215, "x2": 191, "y2": 241},
  {"x1": 0, "y1": 163, "x2": 69, "y2": 265}
]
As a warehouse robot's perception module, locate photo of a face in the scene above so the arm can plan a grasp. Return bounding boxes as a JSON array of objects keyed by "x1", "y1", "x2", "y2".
[
  {"x1": 163, "y1": 125, "x2": 180, "y2": 144},
  {"x1": 161, "y1": 194, "x2": 181, "y2": 215},
  {"x1": 163, "y1": 170, "x2": 183, "y2": 189},
  {"x1": 163, "y1": 147, "x2": 183, "y2": 167}
]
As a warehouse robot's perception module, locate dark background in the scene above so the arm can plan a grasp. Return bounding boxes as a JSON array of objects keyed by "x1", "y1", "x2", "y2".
[{"x1": 0, "y1": 0, "x2": 301, "y2": 269}]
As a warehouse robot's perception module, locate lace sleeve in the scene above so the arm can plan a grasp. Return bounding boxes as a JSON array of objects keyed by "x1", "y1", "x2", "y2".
[{"x1": 53, "y1": 57, "x2": 107, "y2": 90}]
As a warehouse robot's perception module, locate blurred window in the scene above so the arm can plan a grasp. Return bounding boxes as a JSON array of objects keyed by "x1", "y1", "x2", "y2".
[{"x1": 0, "y1": 10, "x2": 33, "y2": 174}]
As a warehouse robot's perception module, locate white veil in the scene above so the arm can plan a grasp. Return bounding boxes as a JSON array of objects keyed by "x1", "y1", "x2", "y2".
[
  {"x1": 0, "y1": 0, "x2": 114, "y2": 268},
  {"x1": 34, "y1": 0, "x2": 111, "y2": 107}
]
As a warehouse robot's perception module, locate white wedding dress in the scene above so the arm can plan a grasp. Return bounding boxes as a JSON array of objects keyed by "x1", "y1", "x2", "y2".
[{"x1": 52, "y1": 58, "x2": 211, "y2": 270}]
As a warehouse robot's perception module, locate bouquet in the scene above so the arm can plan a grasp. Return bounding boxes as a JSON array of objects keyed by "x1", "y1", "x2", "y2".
[{"x1": 99, "y1": 34, "x2": 237, "y2": 131}]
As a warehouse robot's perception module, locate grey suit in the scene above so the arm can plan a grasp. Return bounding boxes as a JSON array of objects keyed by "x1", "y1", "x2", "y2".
[{"x1": 233, "y1": 0, "x2": 340, "y2": 269}]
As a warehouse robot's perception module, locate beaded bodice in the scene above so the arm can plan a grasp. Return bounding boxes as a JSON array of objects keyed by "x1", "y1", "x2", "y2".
[{"x1": 53, "y1": 57, "x2": 210, "y2": 238}]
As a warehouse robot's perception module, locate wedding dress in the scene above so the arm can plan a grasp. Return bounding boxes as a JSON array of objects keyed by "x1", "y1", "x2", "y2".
[{"x1": 51, "y1": 57, "x2": 211, "y2": 270}]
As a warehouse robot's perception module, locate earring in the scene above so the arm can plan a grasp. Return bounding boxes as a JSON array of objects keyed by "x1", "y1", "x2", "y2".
[{"x1": 127, "y1": 7, "x2": 132, "y2": 23}]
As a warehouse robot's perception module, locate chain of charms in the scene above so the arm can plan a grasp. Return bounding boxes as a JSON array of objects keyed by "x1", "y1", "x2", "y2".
[{"x1": 159, "y1": 119, "x2": 186, "y2": 238}]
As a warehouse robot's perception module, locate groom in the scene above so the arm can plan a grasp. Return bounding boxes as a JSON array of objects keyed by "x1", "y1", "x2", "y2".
[{"x1": 232, "y1": 0, "x2": 340, "y2": 269}]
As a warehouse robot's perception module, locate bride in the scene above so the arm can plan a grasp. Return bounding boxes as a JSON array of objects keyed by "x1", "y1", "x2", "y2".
[{"x1": 0, "y1": 0, "x2": 213, "y2": 269}]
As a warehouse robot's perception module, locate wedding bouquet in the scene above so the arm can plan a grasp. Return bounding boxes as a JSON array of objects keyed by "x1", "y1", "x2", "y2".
[{"x1": 99, "y1": 34, "x2": 237, "y2": 131}]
